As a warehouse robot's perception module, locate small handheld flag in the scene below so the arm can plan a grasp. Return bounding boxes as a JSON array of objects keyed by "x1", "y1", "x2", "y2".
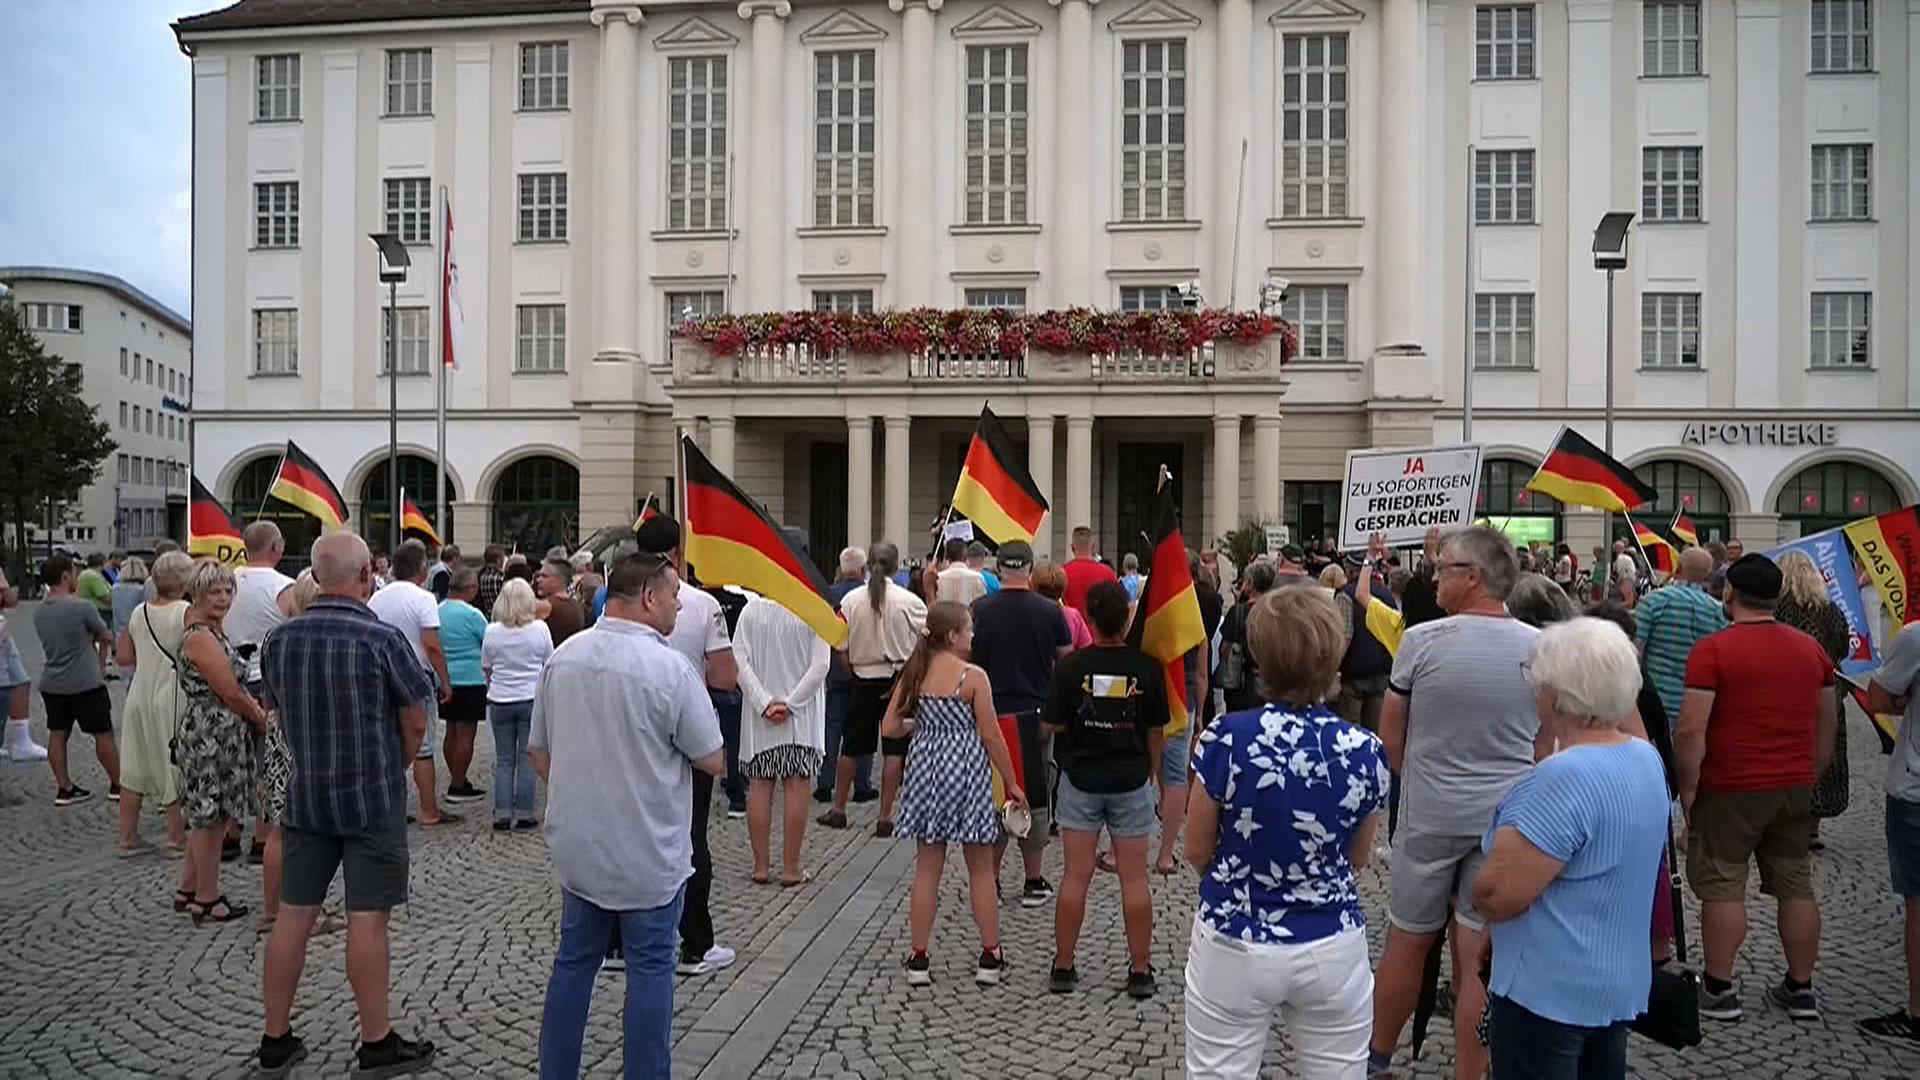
[
  {"x1": 188, "y1": 478, "x2": 245, "y2": 566},
  {"x1": 1629, "y1": 514, "x2": 1679, "y2": 576},
  {"x1": 1669, "y1": 510, "x2": 1699, "y2": 548},
  {"x1": 633, "y1": 492, "x2": 662, "y2": 532},
  {"x1": 267, "y1": 441, "x2": 349, "y2": 530},
  {"x1": 950, "y1": 405, "x2": 1049, "y2": 545},
  {"x1": 1127, "y1": 471, "x2": 1206, "y2": 737},
  {"x1": 1524, "y1": 427, "x2": 1658, "y2": 514},
  {"x1": 400, "y1": 492, "x2": 441, "y2": 546}
]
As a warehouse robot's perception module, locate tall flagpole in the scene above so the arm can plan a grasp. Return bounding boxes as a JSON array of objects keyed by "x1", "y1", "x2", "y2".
[{"x1": 435, "y1": 185, "x2": 449, "y2": 543}]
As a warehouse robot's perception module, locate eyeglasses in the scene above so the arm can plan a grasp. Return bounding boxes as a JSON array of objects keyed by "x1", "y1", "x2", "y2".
[{"x1": 1437, "y1": 561, "x2": 1479, "y2": 576}]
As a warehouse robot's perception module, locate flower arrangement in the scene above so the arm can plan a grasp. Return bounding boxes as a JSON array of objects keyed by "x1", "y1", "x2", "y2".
[{"x1": 677, "y1": 307, "x2": 1295, "y2": 362}]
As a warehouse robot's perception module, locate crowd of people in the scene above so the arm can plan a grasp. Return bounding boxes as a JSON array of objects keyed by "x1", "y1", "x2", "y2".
[{"x1": 3, "y1": 505, "x2": 1917, "y2": 1080}]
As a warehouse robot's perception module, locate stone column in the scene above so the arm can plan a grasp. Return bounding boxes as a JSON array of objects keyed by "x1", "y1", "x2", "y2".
[
  {"x1": 883, "y1": 414, "x2": 912, "y2": 548},
  {"x1": 1028, "y1": 413, "x2": 1056, "y2": 560},
  {"x1": 1729, "y1": 512, "x2": 1785, "y2": 551},
  {"x1": 890, "y1": 0, "x2": 942, "y2": 305},
  {"x1": 1211, "y1": 0, "x2": 1253, "y2": 302},
  {"x1": 1212, "y1": 414, "x2": 1242, "y2": 541},
  {"x1": 1252, "y1": 414, "x2": 1283, "y2": 523},
  {"x1": 708, "y1": 415, "x2": 737, "y2": 476},
  {"x1": 1065, "y1": 414, "x2": 1094, "y2": 536},
  {"x1": 1048, "y1": 0, "x2": 1098, "y2": 306},
  {"x1": 590, "y1": 1, "x2": 644, "y2": 363},
  {"x1": 847, "y1": 415, "x2": 874, "y2": 551},
  {"x1": 739, "y1": 1, "x2": 792, "y2": 311}
]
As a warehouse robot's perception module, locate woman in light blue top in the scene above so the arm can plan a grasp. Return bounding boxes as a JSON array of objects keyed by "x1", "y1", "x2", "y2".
[{"x1": 1472, "y1": 617, "x2": 1671, "y2": 1080}]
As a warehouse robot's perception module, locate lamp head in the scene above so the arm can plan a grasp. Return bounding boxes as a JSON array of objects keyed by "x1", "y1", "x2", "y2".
[
  {"x1": 1592, "y1": 212, "x2": 1634, "y2": 271},
  {"x1": 368, "y1": 233, "x2": 411, "y2": 284}
]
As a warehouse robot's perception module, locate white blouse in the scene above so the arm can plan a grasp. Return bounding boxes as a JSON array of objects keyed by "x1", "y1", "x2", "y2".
[{"x1": 734, "y1": 597, "x2": 832, "y2": 762}]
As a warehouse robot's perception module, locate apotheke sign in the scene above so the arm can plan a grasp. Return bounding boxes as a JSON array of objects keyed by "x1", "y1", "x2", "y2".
[{"x1": 1680, "y1": 421, "x2": 1837, "y2": 447}]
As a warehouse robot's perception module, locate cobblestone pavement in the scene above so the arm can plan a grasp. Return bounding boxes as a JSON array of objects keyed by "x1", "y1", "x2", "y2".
[{"x1": 1, "y1": 604, "x2": 1916, "y2": 1078}]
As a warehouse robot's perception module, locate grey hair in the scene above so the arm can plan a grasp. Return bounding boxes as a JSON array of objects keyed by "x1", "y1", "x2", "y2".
[
  {"x1": 1506, "y1": 574, "x2": 1579, "y2": 628},
  {"x1": 149, "y1": 551, "x2": 195, "y2": 600},
  {"x1": 492, "y1": 578, "x2": 538, "y2": 627},
  {"x1": 120, "y1": 556, "x2": 150, "y2": 583},
  {"x1": 449, "y1": 567, "x2": 480, "y2": 594},
  {"x1": 311, "y1": 532, "x2": 371, "y2": 589},
  {"x1": 186, "y1": 558, "x2": 237, "y2": 605},
  {"x1": 243, "y1": 520, "x2": 283, "y2": 557},
  {"x1": 1526, "y1": 617, "x2": 1643, "y2": 728},
  {"x1": 1441, "y1": 526, "x2": 1520, "y2": 601},
  {"x1": 838, "y1": 546, "x2": 867, "y2": 579},
  {"x1": 392, "y1": 539, "x2": 430, "y2": 582}
]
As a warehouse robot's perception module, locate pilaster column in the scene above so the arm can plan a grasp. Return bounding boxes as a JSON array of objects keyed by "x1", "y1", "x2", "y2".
[
  {"x1": 739, "y1": 1, "x2": 792, "y2": 311},
  {"x1": 1048, "y1": 0, "x2": 1098, "y2": 307},
  {"x1": 1065, "y1": 415, "x2": 1094, "y2": 538},
  {"x1": 1375, "y1": 0, "x2": 1422, "y2": 350},
  {"x1": 1211, "y1": 0, "x2": 1253, "y2": 303},
  {"x1": 590, "y1": 2, "x2": 644, "y2": 363},
  {"x1": 847, "y1": 415, "x2": 875, "y2": 551},
  {"x1": 1253, "y1": 414, "x2": 1282, "y2": 523},
  {"x1": 1027, "y1": 414, "x2": 1056, "y2": 560},
  {"x1": 708, "y1": 416, "x2": 736, "y2": 476},
  {"x1": 1211, "y1": 414, "x2": 1242, "y2": 541},
  {"x1": 883, "y1": 414, "x2": 912, "y2": 548},
  {"x1": 889, "y1": 0, "x2": 942, "y2": 305}
]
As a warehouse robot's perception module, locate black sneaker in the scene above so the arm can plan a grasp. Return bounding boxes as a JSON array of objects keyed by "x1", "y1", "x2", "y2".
[
  {"x1": 247, "y1": 841, "x2": 266, "y2": 866},
  {"x1": 1126, "y1": 967, "x2": 1157, "y2": 1000},
  {"x1": 221, "y1": 836, "x2": 242, "y2": 863},
  {"x1": 258, "y1": 1032, "x2": 307, "y2": 1078},
  {"x1": 727, "y1": 803, "x2": 747, "y2": 820},
  {"x1": 493, "y1": 820, "x2": 512, "y2": 833},
  {"x1": 512, "y1": 818, "x2": 540, "y2": 831},
  {"x1": 107, "y1": 783, "x2": 122, "y2": 802},
  {"x1": 816, "y1": 810, "x2": 849, "y2": 829},
  {"x1": 1020, "y1": 877, "x2": 1055, "y2": 908},
  {"x1": 1048, "y1": 965, "x2": 1079, "y2": 994},
  {"x1": 851, "y1": 788, "x2": 880, "y2": 804},
  {"x1": 444, "y1": 783, "x2": 486, "y2": 804},
  {"x1": 53, "y1": 786, "x2": 93, "y2": 807},
  {"x1": 905, "y1": 951, "x2": 932, "y2": 987},
  {"x1": 812, "y1": 787, "x2": 833, "y2": 804},
  {"x1": 975, "y1": 947, "x2": 1005, "y2": 986},
  {"x1": 1699, "y1": 982, "x2": 1743, "y2": 1022},
  {"x1": 1766, "y1": 977, "x2": 1820, "y2": 1021},
  {"x1": 1857, "y1": 1009, "x2": 1920, "y2": 1046},
  {"x1": 354, "y1": 1030, "x2": 436, "y2": 1078}
]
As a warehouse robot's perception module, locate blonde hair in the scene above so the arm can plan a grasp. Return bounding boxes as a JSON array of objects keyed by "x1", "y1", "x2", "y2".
[
  {"x1": 1775, "y1": 551, "x2": 1829, "y2": 610},
  {"x1": 186, "y1": 559, "x2": 237, "y2": 605},
  {"x1": 1247, "y1": 585, "x2": 1347, "y2": 706},
  {"x1": 149, "y1": 551, "x2": 195, "y2": 601},
  {"x1": 492, "y1": 577, "x2": 539, "y2": 628},
  {"x1": 287, "y1": 569, "x2": 321, "y2": 615},
  {"x1": 121, "y1": 556, "x2": 150, "y2": 584},
  {"x1": 1319, "y1": 564, "x2": 1348, "y2": 591}
]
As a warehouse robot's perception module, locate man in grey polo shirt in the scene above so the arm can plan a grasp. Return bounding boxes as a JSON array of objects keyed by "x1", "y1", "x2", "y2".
[{"x1": 531, "y1": 550, "x2": 724, "y2": 1078}]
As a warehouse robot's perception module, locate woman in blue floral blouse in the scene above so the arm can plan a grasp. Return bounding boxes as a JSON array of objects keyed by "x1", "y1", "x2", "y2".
[{"x1": 1184, "y1": 585, "x2": 1391, "y2": 1079}]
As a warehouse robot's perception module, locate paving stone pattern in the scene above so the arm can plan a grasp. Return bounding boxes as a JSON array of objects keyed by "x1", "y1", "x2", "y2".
[{"x1": 0, "y1": 605, "x2": 1915, "y2": 1077}]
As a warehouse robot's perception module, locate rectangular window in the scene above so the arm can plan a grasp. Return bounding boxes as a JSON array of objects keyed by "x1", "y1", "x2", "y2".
[
  {"x1": 1643, "y1": 1, "x2": 1702, "y2": 77},
  {"x1": 384, "y1": 48, "x2": 432, "y2": 116},
  {"x1": 146, "y1": 358, "x2": 154, "y2": 383},
  {"x1": 252, "y1": 309, "x2": 299, "y2": 375},
  {"x1": 667, "y1": 56, "x2": 729, "y2": 232},
  {"x1": 254, "y1": 181, "x2": 300, "y2": 248},
  {"x1": 1810, "y1": 143, "x2": 1872, "y2": 221},
  {"x1": 255, "y1": 54, "x2": 301, "y2": 121},
  {"x1": 21, "y1": 302, "x2": 80, "y2": 332},
  {"x1": 1641, "y1": 146, "x2": 1703, "y2": 221},
  {"x1": 812, "y1": 291, "x2": 875, "y2": 315},
  {"x1": 1473, "y1": 293, "x2": 1536, "y2": 369},
  {"x1": 119, "y1": 347, "x2": 128, "y2": 375},
  {"x1": 1809, "y1": 292, "x2": 1870, "y2": 368},
  {"x1": 813, "y1": 50, "x2": 878, "y2": 228},
  {"x1": 964, "y1": 44, "x2": 1030, "y2": 225},
  {"x1": 519, "y1": 42, "x2": 570, "y2": 110},
  {"x1": 384, "y1": 177, "x2": 433, "y2": 245},
  {"x1": 380, "y1": 306, "x2": 431, "y2": 375},
  {"x1": 1280, "y1": 33, "x2": 1349, "y2": 219},
  {"x1": 964, "y1": 288, "x2": 1028, "y2": 313},
  {"x1": 517, "y1": 173, "x2": 569, "y2": 241},
  {"x1": 1119, "y1": 285, "x2": 1181, "y2": 313},
  {"x1": 117, "y1": 454, "x2": 128, "y2": 483},
  {"x1": 146, "y1": 409, "x2": 155, "y2": 435},
  {"x1": 1120, "y1": 39, "x2": 1188, "y2": 222},
  {"x1": 1475, "y1": 5, "x2": 1537, "y2": 80},
  {"x1": 1641, "y1": 292, "x2": 1702, "y2": 368},
  {"x1": 1281, "y1": 285, "x2": 1349, "y2": 363},
  {"x1": 1810, "y1": 0, "x2": 1872, "y2": 73},
  {"x1": 515, "y1": 304, "x2": 567, "y2": 372},
  {"x1": 1473, "y1": 149, "x2": 1535, "y2": 224},
  {"x1": 664, "y1": 290, "x2": 726, "y2": 357},
  {"x1": 131, "y1": 351, "x2": 141, "y2": 381},
  {"x1": 118, "y1": 402, "x2": 127, "y2": 428}
]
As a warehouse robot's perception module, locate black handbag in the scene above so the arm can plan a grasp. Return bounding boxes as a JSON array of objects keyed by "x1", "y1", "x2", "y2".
[{"x1": 1632, "y1": 964, "x2": 1702, "y2": 1050}]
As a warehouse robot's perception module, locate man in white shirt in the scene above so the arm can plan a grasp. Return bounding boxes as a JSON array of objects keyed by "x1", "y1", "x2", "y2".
[
  {"x1": 228, "y1": 521, "x2": 296, "y2": 864},
  {"x1": 531, "y1": 549, "x2": 725, "y2": 1077},
  {"x1": 936, "y1": 537, "x2": 988, "y2": 608},
  {"x1": 369, "y1": 539, "x2": 458, "y2": 827}
]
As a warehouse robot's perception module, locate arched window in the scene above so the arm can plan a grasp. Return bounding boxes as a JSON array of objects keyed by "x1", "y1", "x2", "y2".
[
  {"x1": 1476, "y1": 458, "x2": 1562, "y2": 545},
  {"x1": 359, "y1": 455, "x2": 454, "y2": 553},
  {"x1": 1632, "y1": 460, "x2": 1731, "y2": 543},
  {"x1": 491, "y1": 456, "x2": 579, "y2": 556},
  {"x1": 231, "y1": 455, "x2": 322, "y2": 569},
  {"x1": 1775, "y1": 461, "x2": 1901, "y2": 537}
]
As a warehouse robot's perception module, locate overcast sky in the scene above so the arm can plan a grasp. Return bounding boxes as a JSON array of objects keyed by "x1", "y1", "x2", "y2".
[{"x1": 1, "y1": 1, "x2": 203, "y2": 318}]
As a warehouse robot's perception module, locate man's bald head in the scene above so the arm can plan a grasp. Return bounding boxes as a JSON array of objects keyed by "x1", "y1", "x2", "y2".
[
  {"x1": 1678, "y1": 545, "x2": 1714, "y2": 583},
  {"x1": 311, "y1": 531, "x2": 373, "y2": 596}
]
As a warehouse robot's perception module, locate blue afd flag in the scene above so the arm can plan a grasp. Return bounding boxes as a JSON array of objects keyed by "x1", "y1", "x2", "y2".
[{"x1": 1767, "y1": 530, "x2": 1879, "y2": 678}]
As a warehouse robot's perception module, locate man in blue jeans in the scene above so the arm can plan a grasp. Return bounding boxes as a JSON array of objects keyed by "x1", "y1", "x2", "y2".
[{"x1": 530, "y1": 551, "x2": 725, "y2": 1078}]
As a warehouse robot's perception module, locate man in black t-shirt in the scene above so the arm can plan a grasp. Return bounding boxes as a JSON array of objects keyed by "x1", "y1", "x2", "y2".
[{"x1": 1042, "y1": 580, "x2": 1167, "y2": 998}]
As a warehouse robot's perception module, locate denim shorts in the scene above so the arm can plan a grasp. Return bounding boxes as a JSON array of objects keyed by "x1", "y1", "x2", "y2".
[
  {"x1": 415, "y1": 693, "x2": 440, "y2": 761},
  {"x1": 1160, "y1": 725, "x2": 1193, "y2": 789},
  {"x1": 1889, "y1": 796, "x2": 1920, "y2": 899},
  {"x1": 1054, "y1": 775, "x2": 1157, "y2": 839},
  {"x1": 1, "y1": 639, "x2": 26, "y2": 688}
]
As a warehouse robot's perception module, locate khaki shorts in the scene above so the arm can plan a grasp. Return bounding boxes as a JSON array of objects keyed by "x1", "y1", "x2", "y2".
[{"x1": 1687, "y1": 788, "x2": 1815, "y2": 902}]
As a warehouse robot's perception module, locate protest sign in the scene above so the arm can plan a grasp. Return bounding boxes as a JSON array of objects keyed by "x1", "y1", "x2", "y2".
[{"x1": 1338, "y1": 444, "x2": 1483, "y2": 550}]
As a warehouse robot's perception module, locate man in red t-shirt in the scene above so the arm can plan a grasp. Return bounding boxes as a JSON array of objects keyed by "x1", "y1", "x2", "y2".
[
  {"x1": 1677, "y1": 554, "x2": 1838, "y2": 1024},
  {"x1": 1061, "y1": 526, "x2": 1118, "y2": 617}
]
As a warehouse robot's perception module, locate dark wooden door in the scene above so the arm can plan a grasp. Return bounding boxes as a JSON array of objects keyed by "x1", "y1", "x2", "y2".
[
  {"x1": 1115, "y1": 441, "x2": 1184, "y2": 566},
  {"x1": 808, "y1": 441, "x2": 848, "y2": 580}
]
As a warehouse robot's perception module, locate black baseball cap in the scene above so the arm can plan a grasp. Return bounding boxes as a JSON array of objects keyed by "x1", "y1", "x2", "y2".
[
  {"x1": 996, "y1": 540, "x2": 1034, "y2": 571},
  {"x1": 633, "y1": 514, "x2": 682, "y2": 555}
]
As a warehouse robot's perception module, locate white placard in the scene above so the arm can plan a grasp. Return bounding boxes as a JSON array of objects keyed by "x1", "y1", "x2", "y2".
[
  {"x1": 1264, "y1": 525, "x2": 1291, "y2": 555},
  {"x1": 941, "y1": 519, "x2": 976, "y2": 543},
  {"x1": 1338, "y1": 444, "x2": 1484, "y2": 550}
]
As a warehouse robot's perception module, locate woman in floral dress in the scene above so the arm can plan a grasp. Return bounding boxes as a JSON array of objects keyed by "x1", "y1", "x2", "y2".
[{"x1": 177, "y1": 560, "x2": 269, "y2": 925}]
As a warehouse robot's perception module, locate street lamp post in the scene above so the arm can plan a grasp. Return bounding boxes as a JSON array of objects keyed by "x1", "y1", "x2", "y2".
[
  {"x1": 1592, "y1": 211, "x2": 1635, "y2": 598},
  {"x1": 369, "y1": 234, "x2": 411, "y2": 557}
]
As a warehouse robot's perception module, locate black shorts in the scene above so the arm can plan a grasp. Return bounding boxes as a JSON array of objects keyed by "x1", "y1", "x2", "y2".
[
  {"x1": 842, "y1": 674, "x2": 902, "y2": 758},
  {"x1": 283, "y1": 810, "x2": 410, "y2": 913},
  {"x1": 443, "y1": 685, "x2": 487, "y2": 724},
  {"x1": 43, "y1": 687, "x2": 113, "y2": 736}
]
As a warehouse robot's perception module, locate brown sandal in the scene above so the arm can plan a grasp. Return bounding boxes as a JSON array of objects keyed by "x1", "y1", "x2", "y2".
[{"x1": 189, "y1": 895, "x2": 249, "y2": 925}]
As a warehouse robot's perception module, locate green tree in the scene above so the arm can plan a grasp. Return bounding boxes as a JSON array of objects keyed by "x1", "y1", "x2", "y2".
[{"x1": 0, "y1": 301, "x2": 116, "y2": 582}]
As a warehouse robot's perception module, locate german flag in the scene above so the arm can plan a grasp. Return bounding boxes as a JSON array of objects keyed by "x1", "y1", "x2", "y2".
[
  {"x1": 1630, "y1": 514, "x2": 1678, "y2": 576},
  {"x1": 400, "y1": 493, "x2": 441, "y2": 546},
  {"x1": 1126, "y1": 475, "x2": 1206, "y2": 737},
  {"x1": 633, "y1": 492, "x2": 661, "y2": 532},
  {"x1": 188, "y1": 477, "x2": 245, "y2": 566},
  {"x1": 267, "y1": 441, "x2": 349, "y2": 530},
  {"x1": 681, "y1": 436, "x2": 848, "y2": 648},
  {"x1": 950, "y1": 405, "x2": 1048, "y2": 544},
  {"x1": 1670, "y1": 510, "x2": 1699, "y2": 548},
  {"x1": 1524, "y1": 427, "x2": 1659, "y2": 513}
]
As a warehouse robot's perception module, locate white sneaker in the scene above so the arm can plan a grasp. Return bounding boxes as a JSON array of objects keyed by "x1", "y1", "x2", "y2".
[{"x1": 703, "y1": 945, "x2": 736, "y2": 971}]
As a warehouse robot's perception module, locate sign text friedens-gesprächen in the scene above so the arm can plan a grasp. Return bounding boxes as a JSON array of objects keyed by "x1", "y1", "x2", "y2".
[
  {"x1": 1681, "y1": 422, "x2": 1837, "y2": 447},
  {"x1": 1339, "y1": 444, "x2": 1484, "y2": 550}
]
